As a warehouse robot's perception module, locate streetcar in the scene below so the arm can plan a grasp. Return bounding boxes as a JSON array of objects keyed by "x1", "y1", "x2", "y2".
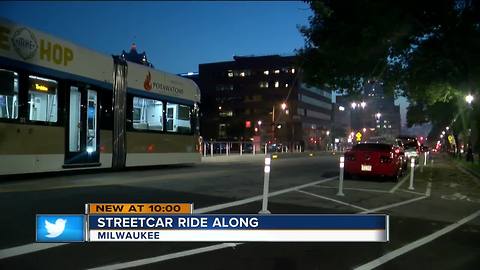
[{"x1": 0, "y1": 18, "x2": 201, "y2": 175}]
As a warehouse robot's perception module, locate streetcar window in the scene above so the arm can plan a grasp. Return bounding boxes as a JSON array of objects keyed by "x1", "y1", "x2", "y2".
[
  {"x1": 100, "y1": 91, "x2": 113, "y2": 130},
  {"x1": 132, "y1": 96, "x2": 163, "y2": 131},
  {"x1": 28, "y1": 75, "x2": 58, "y2": 123},
  {"x1": 0, "y1": 69, "x2": 19, "y2": 120},
  {"x1": 166, "y1": 102, "x2": 191, "y2": 134}
]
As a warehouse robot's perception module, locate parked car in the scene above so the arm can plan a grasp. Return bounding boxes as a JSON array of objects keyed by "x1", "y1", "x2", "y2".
[
  {"x1": 344, "y1": 142, "x2": 405, "y2": 181},
  {"x1": 397, "y1": 136, "x2": 420, "y2": 163}
]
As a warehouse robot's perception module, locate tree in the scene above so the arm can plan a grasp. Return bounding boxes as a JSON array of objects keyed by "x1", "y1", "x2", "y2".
[{"x1": 298, "y1": 0, "x2": 480, "y2": 147}]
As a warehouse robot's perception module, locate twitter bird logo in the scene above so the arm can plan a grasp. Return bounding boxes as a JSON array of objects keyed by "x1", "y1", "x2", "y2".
[
  {"x1": 44, "y1": 218, "x2": 67, "y2": 238},
  {"x1": 36, "y1": 215, "x2": 84, "y2": 242}
]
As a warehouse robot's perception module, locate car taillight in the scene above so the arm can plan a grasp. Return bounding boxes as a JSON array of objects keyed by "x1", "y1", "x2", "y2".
[
  {"x1": 394, "y1": 148, "x2": 400, "y2": 154},
  {"x1": 380, "y1": 156, "x2": 393, "y2": 163}
]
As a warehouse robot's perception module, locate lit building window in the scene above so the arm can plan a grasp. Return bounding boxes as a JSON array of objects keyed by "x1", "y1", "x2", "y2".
[
  {"x1": 240, "y1": 72, "x2": 245, "y2": 77},
  {"x1": 227, "y1": 70, "x2": 233, "y2": 77},
  {"x1": 274, "y1": 81, "x2": 279, "y2": 88},
  {"x1": 274, "y1": 70, "x2": 280, "y2": 74},
  {"x1": 291, "y1": 68, "x2": 295, "y2": 74},
  {"x1": 285, "y1": 83, "x2": 289, "y2": 88},
  {"x1": 259, "y1": 81, "x2": 269, "y2": 88},
  {"x1": 219, "y1": 110, "x2": 233, "y2": 117},
  {"x1": 264, "y1": 70, "x2": 269, "y2": 75}
]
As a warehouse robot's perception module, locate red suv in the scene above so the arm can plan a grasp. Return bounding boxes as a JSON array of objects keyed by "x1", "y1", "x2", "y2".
[{"x1": 344, "y1": 142, "x2": 405, "y2": 181}]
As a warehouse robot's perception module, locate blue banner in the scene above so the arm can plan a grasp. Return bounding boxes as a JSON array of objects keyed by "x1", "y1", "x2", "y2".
[{"x1": 89, "y1": 214, "x2": 386, "y2": 230}]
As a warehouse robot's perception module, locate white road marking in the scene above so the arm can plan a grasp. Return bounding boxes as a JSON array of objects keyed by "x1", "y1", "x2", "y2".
[
  {"x1": 88, "y1": 243, "x2": 243, "y2": 270},
  {"x1": 0, "y1": 176, "x2": 337, "y2": 260},
  {"x1": 194, "y1": 176, "x2": 338, "y2": 213},
  {"x1": 399, "y1": 189, "x2": 425, "y2": 196},
  {"x1": 360, "y1": 196, "x2": 428, "y2": 214},
  {"x1": 354, "y1": 209, "x2": 480, "y2": 270},
  {"x1": 312, "y1": 185, "x2": 391, "y2": 194},
  {"x1": 389, "y1": 174, "x2": 409, "y2": 193},
  {"x1": 296, "y1": 189, "x2": 369, "y2": 211},
  {"x1": 0, "y1": 243, "x2": 67, "y2": 260}
]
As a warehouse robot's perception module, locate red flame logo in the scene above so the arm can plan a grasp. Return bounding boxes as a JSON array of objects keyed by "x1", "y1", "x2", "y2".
[{"x1": 144, "y1": 71, "x2": 153, "y2": 91}]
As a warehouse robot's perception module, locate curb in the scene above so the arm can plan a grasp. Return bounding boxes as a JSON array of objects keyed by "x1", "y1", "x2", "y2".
[{"x1": 201, "y1": 151, "x2": 340, "y2": 163}]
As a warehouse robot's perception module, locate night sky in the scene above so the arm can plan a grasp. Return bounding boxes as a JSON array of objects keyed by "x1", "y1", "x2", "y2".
[{"x1": 1, "y1": 1, "x2": 311, "y2": 73}]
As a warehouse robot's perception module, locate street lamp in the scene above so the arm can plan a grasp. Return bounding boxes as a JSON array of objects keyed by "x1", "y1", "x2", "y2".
[
  {"x1": 465, "y1": 94, "x2": 474, "y2": 104},
  {"x1": 326, "y1": 130, "x2": 330, "y2": 136},
  {"x1": 281, "y1": 102, "x2": 287, "y2": 110},
  {"x1": 362, "y1": 128, "x2": 367, "y2": 133},
  {"x1": 360, "y1": 101, "x2": 366, "y2": 109},
  {"x1": 257, "y1": 120, "x2": 262, "y2": 126},
  {"x1": 446, "y1": 126, "x2": 449, "y2": 131},
  {"x1": 375, "y1": 112, "x2": 381, "y2": 119},
  {"x1": 351, "y1": 102, "x2": 357, "y2": 109}
]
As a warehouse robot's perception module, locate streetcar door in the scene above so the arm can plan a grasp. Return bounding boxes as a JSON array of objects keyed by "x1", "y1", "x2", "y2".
[{"x1": 64, "y1": 86, "x2": 100, "y2": 166}]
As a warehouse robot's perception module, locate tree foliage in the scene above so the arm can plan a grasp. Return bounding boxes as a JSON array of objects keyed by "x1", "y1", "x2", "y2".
[{"x1": 298, "y1": 0, "x2": 480, "y2": 136}]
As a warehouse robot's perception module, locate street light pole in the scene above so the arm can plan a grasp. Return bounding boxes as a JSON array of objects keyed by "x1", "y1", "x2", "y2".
[{"x1": 271, "y1": 105, "x2": 275, "y2": 145}]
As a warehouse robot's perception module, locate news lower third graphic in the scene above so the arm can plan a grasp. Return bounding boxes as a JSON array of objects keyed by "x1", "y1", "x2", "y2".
[
  {"x1": 36, "y1": 215, "x2": 85, "y2": 242},
  {"x1": 35, "y1": 203, "x2": 389, "y2": 242}
]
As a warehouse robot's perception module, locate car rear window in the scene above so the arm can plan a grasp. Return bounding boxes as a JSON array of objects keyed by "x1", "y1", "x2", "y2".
[
  {"x1": 352, "y1": 143, "x2": 391, "y2": 151},
  {"x1": 404, "y1": 141, "x2": 418, "y2": 148},
  {"x1": 398, "y1": 137, "x2": 418, "y2": 148}
]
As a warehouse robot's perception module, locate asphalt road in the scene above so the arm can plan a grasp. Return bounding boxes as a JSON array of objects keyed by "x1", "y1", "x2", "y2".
[{"x1": 0, "y1": 153, "x2": 479, "y2": 270}]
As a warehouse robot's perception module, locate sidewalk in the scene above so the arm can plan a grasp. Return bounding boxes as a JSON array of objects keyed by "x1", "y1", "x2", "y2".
[{"x1": 201, "y1": 151, "x2": 339, "y2": 163}]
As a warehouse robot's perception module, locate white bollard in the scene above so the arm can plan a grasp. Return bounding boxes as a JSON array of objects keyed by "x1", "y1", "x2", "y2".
[
  {"x1": 424, "y1": 152, "x2": 427, "y2": 166},
  {"x1": 203, "y1": 143, "x2": 207, "y2": 157},
  {"x1": 420, "y1": 153, "x2": 424, "y2": 173},
  {"x1": 210, "y1": 143, "x2": 213, "y2": 157},
  {"x1": 240, "y1": 143, "x2": 243, "y2": 156},
  {"x1": 253, "y1": 144, "x2": 256, "y2": 155},
  {"x1": 226, "y1": 143, "x2": 229, "y2": 156},
  {"x1": 259, "y1": 154, "x2": 272, "y2": 214},
  {"x1": 337, "y1": 156, "x2": 345, "y2": 196},
  {"x1": 265, "y1": 143, "x2": 268, "y2": 155},
  {"x1": 409, "y1": 157, "x2": 415, "y2": 190}
]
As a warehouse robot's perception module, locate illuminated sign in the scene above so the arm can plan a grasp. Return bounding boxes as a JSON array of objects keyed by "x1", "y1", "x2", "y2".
[
  {"x1": 356, "y1": 132, "x2": 362, "y2": 142},
  {"x1": 35, "y1": 83, "x2": 49, "y2": 92},
  {"x1": 448, "y1": 135, "x2": 456, "y2": 145}
]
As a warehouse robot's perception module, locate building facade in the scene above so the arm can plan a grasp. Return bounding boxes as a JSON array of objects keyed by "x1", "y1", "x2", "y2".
[
  {"x1": 196, "y1": 55, "x2": 333, "y2": 150},
  {"x1": 337, "y1": 81, "x2": 401, "y2": 142}
]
